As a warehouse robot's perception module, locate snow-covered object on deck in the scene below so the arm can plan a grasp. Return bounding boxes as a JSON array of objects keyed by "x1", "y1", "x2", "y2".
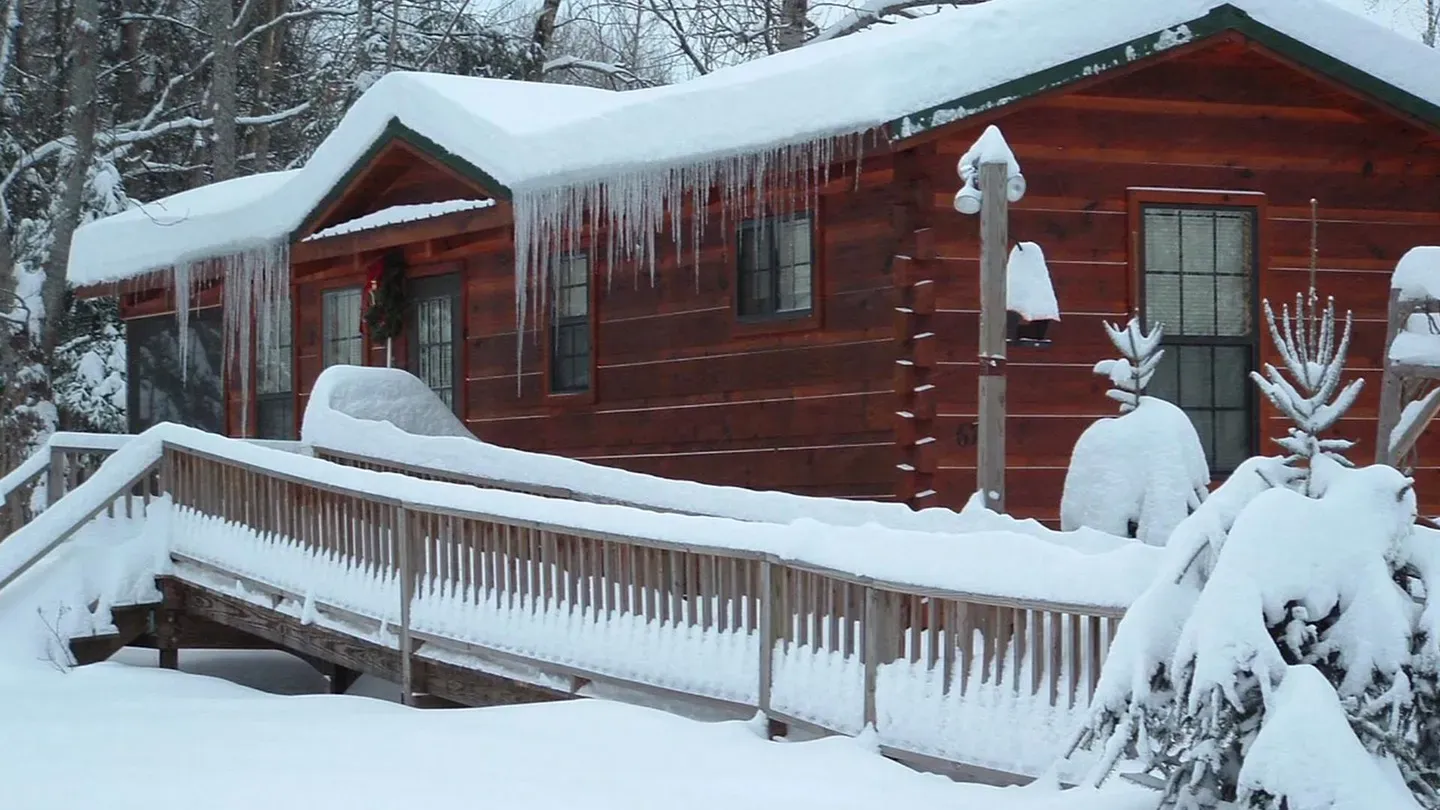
[
  {"x1": 1393, "y1": 245, "x2": 1440, "y2": 303},
  {"x1": 1237, "y1": 665, "x2": 1422, "y2": 810},
  {"x1": 304, "y1": 366, "x2": 1143, "y2": 557},
  {"x1": 953, "y1": 125, "x2": 1025, "y2": 214},
  {"x1": 1061, "y1": 397, "x2": 1209, "y2": 547},
  {"x1": 1005, "y1": 242, "x2": 1059, "y2": 322},
  {"x1": 303, "y1": 366, "x2": 472, "y2": 439},
  {"x1": 303, "y1": 199, "x2": 496, "y2": 242}
]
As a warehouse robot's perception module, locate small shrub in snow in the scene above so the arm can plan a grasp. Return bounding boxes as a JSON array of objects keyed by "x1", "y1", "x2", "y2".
[
  {"x1": 1250, "y1": 292, "x2": 1364, "y2": 493},
  {"x1": 1068, "y1": 457, "x2": 1440, "y2": 810},
  {"x1": 1061, "y1": 318, "x2": 1208, "y2": 546}
]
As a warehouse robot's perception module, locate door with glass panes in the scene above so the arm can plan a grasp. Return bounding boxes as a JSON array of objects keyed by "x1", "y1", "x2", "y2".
[{"x1": 407, "y1": 273, "x2": 462, "y2": 413}]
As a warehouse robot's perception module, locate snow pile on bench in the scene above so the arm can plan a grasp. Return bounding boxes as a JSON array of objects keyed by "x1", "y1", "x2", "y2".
[{"x1": 303, "y1": 366, "x2": 1141, "y2": 555}]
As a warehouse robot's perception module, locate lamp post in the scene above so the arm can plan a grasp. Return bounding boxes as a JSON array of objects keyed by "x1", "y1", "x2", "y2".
[{"x1": 955, "y1": 125, "x2": 1025, "y2": 513}]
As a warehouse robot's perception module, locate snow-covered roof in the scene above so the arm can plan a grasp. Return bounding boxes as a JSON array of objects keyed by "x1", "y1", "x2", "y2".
[
  {"x1": 69, "y1": 0, "x2": 1440, "y2": 287},
  {"x1": 302, "y1": 199, "x2": 496, "y2": 242}
]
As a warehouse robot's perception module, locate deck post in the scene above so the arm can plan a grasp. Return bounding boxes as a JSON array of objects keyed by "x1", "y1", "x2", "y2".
[
  {"x1": 862, "y1": 586, "x2": 882, "y2": 729},
  {"x1": 46, "y1": 446, "x2": 65, "y2": 507},
  {"x1": 757, "y1": 560, "x2": 788, "y2": 738},
  {"x1": 977, "y1": 160, "x2": 1009, "y2": 513},
  {"x1": 1376, "y1": 288, "x2": 1409, "y2": 465},
  {"x1": 397, "y1": 505, "x2": 415, "y2": 705}
]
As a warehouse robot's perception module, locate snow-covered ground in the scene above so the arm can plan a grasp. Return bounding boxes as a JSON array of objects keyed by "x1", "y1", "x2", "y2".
[{"x1": 0, "y1": 649, "x2": 1155, "y2": 810}]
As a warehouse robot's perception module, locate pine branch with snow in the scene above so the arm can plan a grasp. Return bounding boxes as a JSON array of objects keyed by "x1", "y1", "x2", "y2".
[
  {"x1": 1250, "y1": 293, "x2": 1364, "y2": 489},
  {"x1": 1094, "y1": 317, "x2": 1164, "y2": 414}
]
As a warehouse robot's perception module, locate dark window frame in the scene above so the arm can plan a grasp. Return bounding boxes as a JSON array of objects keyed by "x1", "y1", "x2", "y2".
[
  {"x1": 547, "y1": 252, "x2": 594, "y2": 397},
  {"x1": 735, "y1": 212, "x2": 816, "y2": 322},
  {"x1": 1130, "y1": 188, "x2": 1265, "y2": 476}
]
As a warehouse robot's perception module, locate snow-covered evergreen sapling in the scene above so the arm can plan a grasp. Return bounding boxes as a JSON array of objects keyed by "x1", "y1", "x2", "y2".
[
  {"x1": 1250, "y1": 291, "x2": 1364, "y2": 492},
  {"x1": 1061, "y1": 318, "x2": 1209, "y2": 546}
]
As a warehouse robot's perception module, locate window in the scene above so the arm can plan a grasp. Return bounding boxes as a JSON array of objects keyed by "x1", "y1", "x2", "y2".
[
  {"x1": 408, "y1": 274, "x2": 461, "y2": 410},
  {"x1": 322, "y1": 287, "x2": 363, "y2": 368},
  {"x1": 550, "y1": 253, "x2": 590, "y2": 393},
  {"x1": 737, "y1": 214, "x2": 812, "y2": 318},
  {"x1": 127, "y1": 309, "x2": 224, "y2": 434},
  {"x1": 1140, "y1": 204, "x2": 1257, "y2": 474},
  {"x1": 256, "y1": 296, "x2": 293, "y2": 439}
]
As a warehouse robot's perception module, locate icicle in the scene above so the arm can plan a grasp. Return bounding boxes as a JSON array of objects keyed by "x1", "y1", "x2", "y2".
[
  {"x1": 219, "y1": 241, "x2": 291, "y2": 435},
  {"x1": 173, "y1": 261, "x2": 193, "y2": 383},
  {"x1": 507, "y1": 131, "x2": 871, "y2": 390}
]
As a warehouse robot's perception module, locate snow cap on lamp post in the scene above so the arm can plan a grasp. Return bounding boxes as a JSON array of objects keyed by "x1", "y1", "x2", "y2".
[{"x1": 954, "y1": 125, "x2": 1026, "y2": 215}]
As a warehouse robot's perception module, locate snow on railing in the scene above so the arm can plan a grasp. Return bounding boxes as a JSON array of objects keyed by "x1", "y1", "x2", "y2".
[
  {"x1": 160, "y1": 434, "x2": 1135, "y2": 776},
  {"x1": 0, "y1": 432, "x2": 137, "y2": 538}
]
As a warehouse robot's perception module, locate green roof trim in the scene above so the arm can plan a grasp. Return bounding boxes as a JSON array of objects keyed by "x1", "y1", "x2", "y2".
[
  {"x1": 888, "y1": 3, "x2": 1440, "y2": 142},
  {"x1": 290, "y1": 117, "x2": 513, "y2": 243}
]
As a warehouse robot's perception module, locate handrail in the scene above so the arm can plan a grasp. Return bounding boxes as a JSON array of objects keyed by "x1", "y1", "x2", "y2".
[
  {"x1": 0, "y1": 433, "x2": 134, "y2": 538},
  {"x1": 160, "y1": 438, "x2": 1131, "y2": 765},
  {"x1": 0, "y1": 448, "x2": 162, "y2": 593}
]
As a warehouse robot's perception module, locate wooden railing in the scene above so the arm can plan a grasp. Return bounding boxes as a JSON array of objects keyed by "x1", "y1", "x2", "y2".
[
  {"x1": 163, "y1": 442, "x2": 1123, "y2": 770},
  {"x1": 0, "y1": 434, "x2": 132, "y2": 537}
]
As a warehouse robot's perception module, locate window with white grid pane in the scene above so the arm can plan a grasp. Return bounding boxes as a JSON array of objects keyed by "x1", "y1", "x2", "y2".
[{"x1": 1141, "y1": 205, "x2": 1257, "y2": 474}]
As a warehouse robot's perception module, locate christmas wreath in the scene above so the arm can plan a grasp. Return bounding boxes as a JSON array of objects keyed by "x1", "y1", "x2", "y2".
[{"x1": 365, "y1": 250, "x2": 407, "y2": 342}]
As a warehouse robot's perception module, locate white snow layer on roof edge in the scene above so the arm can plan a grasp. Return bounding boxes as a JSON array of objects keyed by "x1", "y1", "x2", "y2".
[
  {"x1": 304, "y1": 199, "x2": 496, "y2": 242},
  {"x1": 69, "y1": 0, "x2": 1440, "y2": 288},
  {"x1": 302, "y1": 366, "x2": 1151, "y2": 561}
]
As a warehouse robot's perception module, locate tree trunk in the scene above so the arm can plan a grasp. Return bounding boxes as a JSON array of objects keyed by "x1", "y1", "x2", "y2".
[
  {"x1": 250, "y1": 0, "x2": 285, "y2": 173},
  {"x1": 777, "y1": 0, "x2": 807, "y2": 50},
  {"x1": 385, "y1": 0, "x2": 401, "y2": 70},
  {"x1": 530, "y1": 0, "x2": 562, "y2": 79},
  {"x1": 210, "y1": 0, "x2": 238, "y2": 181}
]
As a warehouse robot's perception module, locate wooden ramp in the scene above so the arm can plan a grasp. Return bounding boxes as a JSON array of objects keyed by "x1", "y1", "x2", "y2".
[{"x1": 4, "y1": 429, "x2": 1127, "y2": 786}]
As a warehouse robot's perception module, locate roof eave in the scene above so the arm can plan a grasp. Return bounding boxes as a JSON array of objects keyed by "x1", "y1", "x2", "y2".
[{"x1": 886, "y1": 3, "x2": 1440, "y2": 145}]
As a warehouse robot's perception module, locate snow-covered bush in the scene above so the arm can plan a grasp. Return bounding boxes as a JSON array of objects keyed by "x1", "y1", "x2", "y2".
[
  {"x1": 1250, "y1": 292, "x2": 1364, "y2": 493},
  {"x1": 1066, "y1": 455, "x2": 1440, "y2": 810},
  {"x1": 1061, "y1": 319, "x2": 1208, "y2": 546}
]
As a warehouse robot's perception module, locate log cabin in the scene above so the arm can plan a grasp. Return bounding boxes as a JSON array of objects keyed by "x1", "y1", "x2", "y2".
[{"x1": 67, "y1": 0, "x2": 1440, "y2": 523}]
